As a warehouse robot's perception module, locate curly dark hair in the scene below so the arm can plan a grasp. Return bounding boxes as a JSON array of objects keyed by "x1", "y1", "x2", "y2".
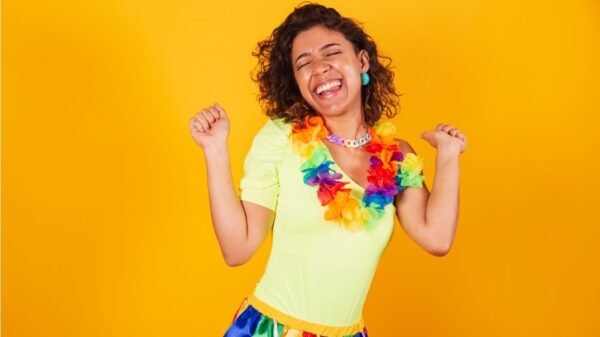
[{"x1": 251, "y1": 2, "x2": 401, "y2": 128}]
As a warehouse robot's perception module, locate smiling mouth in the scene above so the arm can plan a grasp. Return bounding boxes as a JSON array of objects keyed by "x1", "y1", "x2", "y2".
[{"x1": 314, "y1": 79, "x2": 343, "y2": 98}]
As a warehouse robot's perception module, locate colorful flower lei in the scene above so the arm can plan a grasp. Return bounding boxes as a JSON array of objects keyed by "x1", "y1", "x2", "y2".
[{"x1": 290, "y1": 115, "x2": 425, "y2": 231}]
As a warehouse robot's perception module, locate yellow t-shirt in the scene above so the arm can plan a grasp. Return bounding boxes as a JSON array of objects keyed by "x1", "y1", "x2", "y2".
[{"x1": 239, "y1": 117, "x2": 424, "y2": 328}]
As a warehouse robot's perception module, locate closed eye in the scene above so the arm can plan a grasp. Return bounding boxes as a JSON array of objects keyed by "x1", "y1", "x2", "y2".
[{"x1": 297, "y1": 51, "x2": 342, "y2": 69}]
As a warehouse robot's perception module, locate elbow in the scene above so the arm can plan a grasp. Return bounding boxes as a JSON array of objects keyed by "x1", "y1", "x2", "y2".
[
  {"x1": 224, "y1": 256, "x2": 247, "y2": 267},
  {"x1": 223, "y1": 253, "x2": 249, "y2": 267},
  {"x1": 428, "y1": 240, "x2": 452, "y2": 257},
  {"x1": 429, "y1": 247, "x2": 450, "y2": 257},
  {"x1": 426, "y1": 223, "x2": 456, "y2": 257}
]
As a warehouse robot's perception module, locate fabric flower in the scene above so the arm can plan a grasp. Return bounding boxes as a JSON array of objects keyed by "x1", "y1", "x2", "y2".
[
  {"x1": 373, "y1": 121, "x2": 396, "y2": 137},
  {"x1": 364, "y1": 185, "x2": 398, "y2": 210},
  {"x1": 300, "y1": 148, "x2": 335, "y2": 186},
  {"x1": 362, "y1": 206, "x2": 386, "y2": 229},
  {"x1": 291, "y1": 116, "x2": 329, "y2": 158},
  {"x1": 308, "y1": 170, "x2": 343, "y2": 186},
  {"x1": 317, "y1": 181, "x2": 350, "y2": 205},
  {"x1": 324, "y1": 190, "x2": 354, "y2": 221},
  {"x1": 367, "y1": 164, "x2": 396, "y2": 187},
  {"x1": 290, "y1": 114, "x2": 425, "y2": 231},
  {"x1": 400, "y1": 152, "x2": 424, "y2": 173},
  {"x1": 391, "y1": 150, "x2": 404, "y2": 162},
  {"x1": 342, "y1": 207, "x2": 372, "y2": 232},
  {"x1": 396, "y1": 153, "x2": 425, "y2": 189},
  {"x1": 292, "y1": 140, "x2": 321, "y2": 158},
  {"x1": 397, "y1": 170, "x2": 425, "y2": 189},
  {"x1": 366, "y1": 132, "x2": 399, "y2": 153}
]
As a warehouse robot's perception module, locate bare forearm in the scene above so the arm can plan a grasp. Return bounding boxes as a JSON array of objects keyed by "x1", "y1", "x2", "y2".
[
  {"x1": 202, "y1": 143, "x2": 248, "y2": 261},
  {"x1": 425, "y1": 145, "x2": 460, "y2": 252}
]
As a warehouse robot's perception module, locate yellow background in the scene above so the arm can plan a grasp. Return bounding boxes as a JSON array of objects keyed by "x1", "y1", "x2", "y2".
[{"x1": 3, "y1": 0, "x2": 599, "y2": 336}]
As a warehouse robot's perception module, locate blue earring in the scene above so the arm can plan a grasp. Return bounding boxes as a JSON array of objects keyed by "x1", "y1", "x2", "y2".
[{"x1": 361, "y1": 72, "x2": 370, "y2": 85}]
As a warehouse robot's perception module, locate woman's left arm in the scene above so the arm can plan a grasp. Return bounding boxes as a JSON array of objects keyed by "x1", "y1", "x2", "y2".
[{"x1": 395, "y1": 123, "x2": 467, "y2": 256}]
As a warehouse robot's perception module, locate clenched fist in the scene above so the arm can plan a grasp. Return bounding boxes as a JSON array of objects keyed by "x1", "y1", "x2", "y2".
[
  {"x1": 420, "y1": 123, "x2": 467, "y2": 155},
  {"x1": 189, "y1": 103, "x2": 230, "y2": 150}
]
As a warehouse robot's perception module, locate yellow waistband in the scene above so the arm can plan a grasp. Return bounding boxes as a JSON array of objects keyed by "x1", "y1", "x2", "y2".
[{"x1": 244, "y1": 293, "x2": 365, "y2": 337}]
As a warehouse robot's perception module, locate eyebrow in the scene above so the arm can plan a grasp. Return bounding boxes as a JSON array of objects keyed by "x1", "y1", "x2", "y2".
[{"x1": 295, "y1": 43, "x2": 341, "y2": 63}]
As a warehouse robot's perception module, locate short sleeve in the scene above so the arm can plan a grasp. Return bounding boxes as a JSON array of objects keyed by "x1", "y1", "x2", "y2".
[{"x1": 239, "y1": 118, "x2": 290, "y2": 211}]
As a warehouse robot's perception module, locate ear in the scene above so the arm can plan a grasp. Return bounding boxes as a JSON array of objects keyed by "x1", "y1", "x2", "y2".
[{"x1": 358, "y1": 49, "x2": 370, "y2": 73}]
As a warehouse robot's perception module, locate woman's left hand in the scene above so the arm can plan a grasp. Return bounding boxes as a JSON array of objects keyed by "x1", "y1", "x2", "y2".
[{"x1": 420, "y1": 123, "x2": 467, "y2": 154}]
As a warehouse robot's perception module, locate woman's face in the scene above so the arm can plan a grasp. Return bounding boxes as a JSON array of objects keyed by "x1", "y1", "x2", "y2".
[{"x1": 291, "y1": 25, "x2": 369, "y2": 117}]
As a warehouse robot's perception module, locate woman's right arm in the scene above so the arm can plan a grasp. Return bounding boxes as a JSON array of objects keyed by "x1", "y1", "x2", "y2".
[
  {"x1": 190, "y1": 103, "x2": 274, "y2": 266},
  {"x1": 203, "y1": 143, "x2": 275, "y2": 266}
]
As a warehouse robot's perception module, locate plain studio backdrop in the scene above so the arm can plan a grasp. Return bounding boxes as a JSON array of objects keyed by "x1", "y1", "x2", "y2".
[{"x1": 2, "y1": 0, "x2": 599, "y2": 336}]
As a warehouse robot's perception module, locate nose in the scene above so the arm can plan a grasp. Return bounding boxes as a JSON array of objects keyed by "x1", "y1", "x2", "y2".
[{"x1": 312, "y1": 60, "x2": 331, "y2": 76}]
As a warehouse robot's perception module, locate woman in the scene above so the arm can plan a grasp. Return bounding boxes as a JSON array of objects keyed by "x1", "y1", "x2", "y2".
[{"x1": 189, "y1": 3, "x2": 466, "y2": 336}]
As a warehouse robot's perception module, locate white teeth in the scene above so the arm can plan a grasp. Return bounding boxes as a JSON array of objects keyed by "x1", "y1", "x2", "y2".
[{"x1": 316, "y1": 80, "x2": 341, "y2": 95}]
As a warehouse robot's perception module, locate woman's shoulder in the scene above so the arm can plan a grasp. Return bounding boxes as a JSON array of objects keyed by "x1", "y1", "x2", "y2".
[
  {"x1": 373, "y1": 119, "x2": 418, "y2": 157},
  {"x1": 249, "y1": 117, "x2": 293, "y2": 152},
  {"x1": 393, "y1": 137, "x2": 417, "y2": 155},
  {"x1": 255, "y1": 117, "x2": 293, "y2": 142},
  {"x1": 393, "y1": 137, "x2": 425, "y2": 177},
  {"x1": 265, "y1": 117, "x2": 293, "y2": 135}
]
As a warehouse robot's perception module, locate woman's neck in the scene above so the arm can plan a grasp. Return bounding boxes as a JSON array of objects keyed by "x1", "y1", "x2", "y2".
[{"x1": 321, "y1": 110, "x2": 367, "y2": 141}]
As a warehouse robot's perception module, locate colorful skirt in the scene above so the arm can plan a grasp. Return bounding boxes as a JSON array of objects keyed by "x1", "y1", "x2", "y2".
[{"x1": 223, "y1": 294, "x2": 368, "y2": 337}]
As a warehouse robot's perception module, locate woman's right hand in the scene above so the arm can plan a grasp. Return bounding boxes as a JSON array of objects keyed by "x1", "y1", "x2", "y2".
[{"x1": 189, "y1": 103, "x2": 230, "y2": 150}]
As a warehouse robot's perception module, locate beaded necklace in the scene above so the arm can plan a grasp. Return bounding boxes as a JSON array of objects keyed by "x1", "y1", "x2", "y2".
[
  {"x1": 290, "y1": 115, "x2": 425, "y2": 231},
  {"x1": 325, "y1": 127, "x2": 372, "y2": 148}
]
